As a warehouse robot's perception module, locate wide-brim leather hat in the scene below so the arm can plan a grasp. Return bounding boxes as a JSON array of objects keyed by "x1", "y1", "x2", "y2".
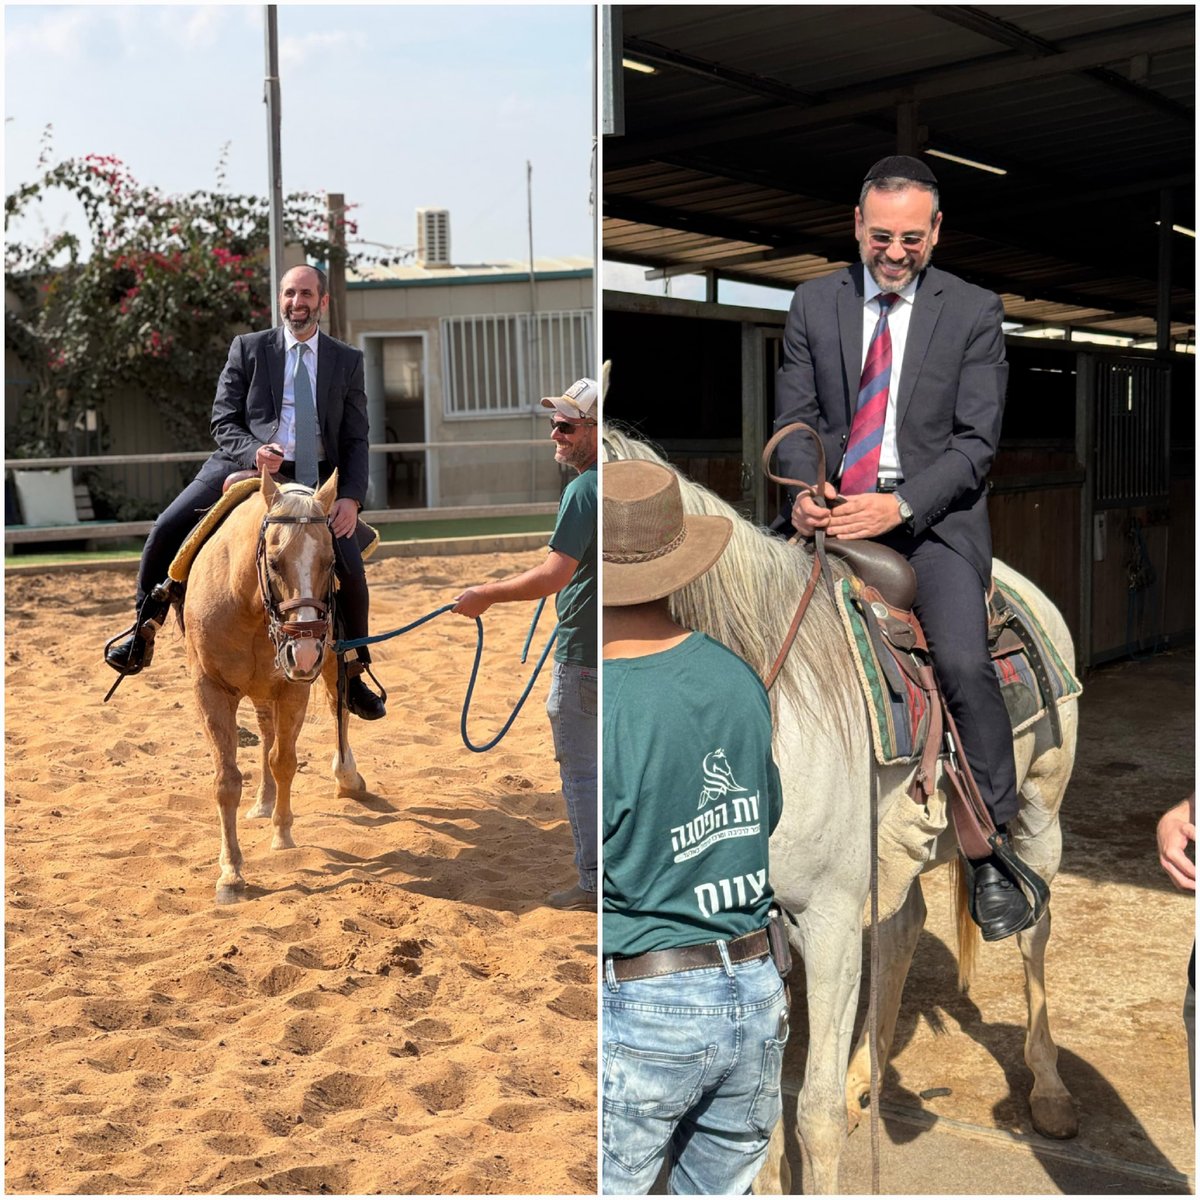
[{"x1": 603, "y1": 460, "x2": 732, "y2": 606}]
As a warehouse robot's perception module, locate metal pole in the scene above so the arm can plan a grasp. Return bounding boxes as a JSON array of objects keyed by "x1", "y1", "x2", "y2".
[
  {"x1": 591, "y1": 6, "x2": 599, "y2": 274},
  {"x1": 601, "y1": 6, "x2": 624, "y2": 137},
  {"x1": 527, "y1": 160, "x2": 541, "y2": 500},
  {"x1": 327, "y1": 192, "x2": 347, "y2": 341},
  {"x1": 264, "y1": 6, "x2": 285, "y2": 326},
  {"x1": 1157, "y1": 188, "x2": 1174, "y2": 355}
]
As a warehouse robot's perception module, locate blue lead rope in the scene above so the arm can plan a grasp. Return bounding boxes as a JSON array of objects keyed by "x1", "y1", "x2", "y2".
[{"x1": 334, "y1": 603, "x2": 558, "y2": 753}]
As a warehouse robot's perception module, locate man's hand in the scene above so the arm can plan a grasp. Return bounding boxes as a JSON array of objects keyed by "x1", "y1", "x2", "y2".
[
  {"x1": 330, "y1": 498, "x2": 359, "y2": 540},
  {"x1": 255, "y1": 442, "x2": 285, "y2": 473},
  {"x1": 790, "y1": 481, "x2": 838, "y2": 537},
  {"x1": 826, "y1": 493, "x2": 903, "y2": 540},
  {"x1": 1157, "y1": 796, "x2": 1196, "y2": 892},
  {"x1": 451, "y1": 587, "x2": 492, "y2": 619}
]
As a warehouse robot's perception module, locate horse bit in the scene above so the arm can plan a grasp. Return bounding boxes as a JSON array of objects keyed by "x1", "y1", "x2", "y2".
[{"x1": 255, "y1": 512, "x2": 335, "y2": 670}]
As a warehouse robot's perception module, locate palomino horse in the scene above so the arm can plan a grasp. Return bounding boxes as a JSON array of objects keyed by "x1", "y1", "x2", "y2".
[
  {"x1": 184, "y1": 469, "x2": 364, "y2": 901},
  {"x1": 602, "y1": 428, "x2": 1078, "y2": 1194}
]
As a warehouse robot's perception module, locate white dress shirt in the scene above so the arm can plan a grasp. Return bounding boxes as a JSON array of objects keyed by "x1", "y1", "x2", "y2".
[
  {"x1": 279, "y1": 327, "x2": 327, "y2": 463},
  {"x1": 859, "y1": 272, "x2": 920, "y2": 482}
]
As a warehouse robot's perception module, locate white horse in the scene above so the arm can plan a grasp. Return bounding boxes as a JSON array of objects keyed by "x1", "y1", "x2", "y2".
[{"x1": 603, "y1": 427, "x2": 1078, "y2": 1194}]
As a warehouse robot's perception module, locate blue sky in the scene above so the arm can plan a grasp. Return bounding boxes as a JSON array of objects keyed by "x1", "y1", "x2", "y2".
[{"x1": 5, "y1": 4, "x2": 594, "y2": 265}]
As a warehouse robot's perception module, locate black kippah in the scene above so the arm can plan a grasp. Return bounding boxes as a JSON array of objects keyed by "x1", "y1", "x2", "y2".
[{"x1": 864, "y1": 155, "x2": 938, "y2": 186}]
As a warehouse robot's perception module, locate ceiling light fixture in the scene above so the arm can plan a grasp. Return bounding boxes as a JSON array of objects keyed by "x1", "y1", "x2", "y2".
[
  {"x1": 622, "y1": 57, "x2": 656, "y2": 74},
  {"x1": 1155, "y1": 220, "x2": 1196, "y2": 239},
  {"x1": 925, "y1": 149, "x2": 1007, "y2": 176}
]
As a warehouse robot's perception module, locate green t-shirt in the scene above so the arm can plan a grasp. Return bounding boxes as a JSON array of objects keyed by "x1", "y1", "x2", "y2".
[
  {"x1": 550, "y1": 464, "x2": 597, "y2": 667},
  {"x1": 603, "y1": 632, "x2": 782, "y2": 959}
]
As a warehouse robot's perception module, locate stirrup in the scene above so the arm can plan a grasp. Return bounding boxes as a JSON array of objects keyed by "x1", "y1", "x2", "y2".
[
  {"x1": 989, "y1": 833, "x2": 1050, "y2": 926},
  {"x1": 102, "y1": 581, "x2": 181, "y2": 700},
  {"x1": 960, "y1": 837, "x2": 1048, "y2": 936},
  {"x1": 342, "y1": 655, "x2": 388, "y2": 704}
]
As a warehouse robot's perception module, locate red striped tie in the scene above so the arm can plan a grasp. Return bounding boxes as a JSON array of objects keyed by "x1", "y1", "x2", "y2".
[{"x1": 841, "y1": 293, "x2": 898, "y2": 495}]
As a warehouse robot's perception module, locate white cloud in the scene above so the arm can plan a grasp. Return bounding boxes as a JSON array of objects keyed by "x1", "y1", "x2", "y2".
[
  {"x1": 279, "y1": 30, "x2": 367, "y2": 71},
  {"x1": 4, "y1": 8, "x2": 95, "y2": 63},
  {"x1": 496, "y1": 93, "x2": 537, "y2": 132},
  {"x1": 181, "y1": 6, "x2": 227, "y2": 50}
]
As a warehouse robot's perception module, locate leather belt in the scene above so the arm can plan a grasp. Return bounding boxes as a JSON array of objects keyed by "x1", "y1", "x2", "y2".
[
  {"x1": 608, "y1": 928, "x2": 771, "y2": 982},
  {"x1": 875, "y1": 477, "x2": 903, "y2": 493}
]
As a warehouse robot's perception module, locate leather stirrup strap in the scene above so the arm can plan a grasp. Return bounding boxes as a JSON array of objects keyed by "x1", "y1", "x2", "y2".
[
  {"x1": 940, "y1": 702, "x2": 997, "y2": 860},
  {"x1": 910, "y1": 663, "x2": 943, "y2": 805}
]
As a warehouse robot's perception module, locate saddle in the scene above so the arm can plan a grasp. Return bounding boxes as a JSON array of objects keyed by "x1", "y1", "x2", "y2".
[
  {"x1": 165, "y1": 470, "x2": 380, "y2": 592},
  {"x1": 763, "y1": 422, "x2": 1059, "y2": 923}
]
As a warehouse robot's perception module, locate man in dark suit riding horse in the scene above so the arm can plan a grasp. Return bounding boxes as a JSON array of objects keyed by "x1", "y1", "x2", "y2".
[
  {"x1": 773, "y1": 156, "x2": 1042, "y2": 941},
  {"x1": 105, "y1": 264, "x2": 385, "y2": 721}
]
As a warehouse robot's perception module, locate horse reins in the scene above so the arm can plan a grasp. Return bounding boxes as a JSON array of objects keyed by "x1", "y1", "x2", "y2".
[
  {"x1": 760, "y1": 420, "x2": 884, "y2": 1190},
  {"x1": 760, "y1": 422, "x2": 838, "y2": 691}
]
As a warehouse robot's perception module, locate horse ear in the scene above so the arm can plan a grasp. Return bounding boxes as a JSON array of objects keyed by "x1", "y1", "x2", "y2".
[
  {"x1": 315, "y1": 469, "x2": 339, "y2": 515},
  {"x1": 261, "y1": 466, "x2": 279, "y2": 508}
]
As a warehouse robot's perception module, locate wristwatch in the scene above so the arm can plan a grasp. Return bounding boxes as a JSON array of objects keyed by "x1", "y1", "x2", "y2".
[{"x1": 894, "y1": 492, "x2": 915, "y2": 532}]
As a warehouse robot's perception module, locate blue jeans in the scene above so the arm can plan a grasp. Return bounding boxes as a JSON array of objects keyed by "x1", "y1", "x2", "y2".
[
  {"x1": 546, "y1": 661, "x2": 597, "y2": 891},
  {"x1": 601, "y1": 951, "x2": 788, "y2": 1195}
]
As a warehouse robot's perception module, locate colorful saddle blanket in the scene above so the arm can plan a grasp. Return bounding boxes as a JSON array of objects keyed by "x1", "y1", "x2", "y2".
[
  {"x1": 835, "y1": 576, "x2": 1082, "y2": 768},
  {"x1": 167, "y1": 477, "x2": 379, "y2": 587}
]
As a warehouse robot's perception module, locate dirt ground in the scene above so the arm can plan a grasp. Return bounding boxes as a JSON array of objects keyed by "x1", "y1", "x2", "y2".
[
  {"x1": 4, "y1": 553, "x2": 596, "y2": 1196},
  {"x1": 779, "y1": 645, "x2": 1196, "y2": 1194}
]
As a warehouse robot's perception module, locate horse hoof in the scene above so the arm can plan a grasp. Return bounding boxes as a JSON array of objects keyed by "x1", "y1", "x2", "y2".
[
  {"x1": 336, "y1": 774, "x2": 366, "y2": 797},
  {"x1": 271, "y1": 833, "x2": 296, "y2": 851},
  {"x1": 247, "y1": 802, "x2": 273, "y2": 820},
  {"x1": 1031, "y1": 1094, "x2": 1078, "y2": 1139},
  {"x1": 214, "y1": 884, "x2": 244, "y2": 905}
]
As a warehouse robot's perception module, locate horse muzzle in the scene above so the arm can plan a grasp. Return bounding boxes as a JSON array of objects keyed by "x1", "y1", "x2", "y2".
[
  {"x1": 274, "y1": 610, "x2": 330, "y2": 681},
  {"x1": 280, "y1": 634, "x2": 327, "y2": 681}
]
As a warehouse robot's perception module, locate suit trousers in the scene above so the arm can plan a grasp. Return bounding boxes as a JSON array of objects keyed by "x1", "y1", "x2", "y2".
[
  {"x1": 877, "y1": 527, "x2": 1019, "y2": 829},
  {"x1": 135, "y1": 468, "x2": 371, "y2": 658}
]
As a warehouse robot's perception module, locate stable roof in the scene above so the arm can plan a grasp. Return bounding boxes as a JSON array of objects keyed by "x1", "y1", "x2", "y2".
[{"x1": 604, "y1": 5, "x2": 1194, "y2": 343}]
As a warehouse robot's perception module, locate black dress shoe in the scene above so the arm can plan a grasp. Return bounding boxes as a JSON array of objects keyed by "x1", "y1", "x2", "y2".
[
  {"x1": 970, "y1": 857, "x2": 1034, "y2": 942},
  {"x1": 104, "y1": 630, "x2": 153, "y2": 675},
  {"x1": 346, "y1": 674, "x2": 386, "y2": 720}
]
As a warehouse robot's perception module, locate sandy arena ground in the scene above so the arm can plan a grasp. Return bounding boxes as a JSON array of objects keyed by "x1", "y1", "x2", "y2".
[{"x1": 5, "y1": 551, "x2": 596, "y2": 1195}]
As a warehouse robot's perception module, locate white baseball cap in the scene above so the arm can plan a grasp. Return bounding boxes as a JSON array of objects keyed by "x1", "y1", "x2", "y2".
[{"x1": 540, "y1": 377, "x2": 599, "y2": 422}]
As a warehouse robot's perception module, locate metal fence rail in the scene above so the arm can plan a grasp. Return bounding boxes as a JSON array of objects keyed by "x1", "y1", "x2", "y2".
[{"x1": 5, "y1": 441, "x2": 560, "y2": 547}]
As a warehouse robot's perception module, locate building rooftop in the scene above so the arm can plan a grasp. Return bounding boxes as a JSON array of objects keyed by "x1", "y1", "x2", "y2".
[{"x1": 347, "y1": 255, "x2": 592, "y2": 286}]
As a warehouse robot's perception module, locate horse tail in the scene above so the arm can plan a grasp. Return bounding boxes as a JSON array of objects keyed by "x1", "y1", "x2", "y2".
[{"x1": 949, "y1": 856, "x2": 979, "y2": 992}]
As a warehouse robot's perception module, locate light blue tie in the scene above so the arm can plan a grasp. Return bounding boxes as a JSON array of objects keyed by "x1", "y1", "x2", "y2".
[{"x1": 292, "y1": 342, "x2": 318, "y2": 487}]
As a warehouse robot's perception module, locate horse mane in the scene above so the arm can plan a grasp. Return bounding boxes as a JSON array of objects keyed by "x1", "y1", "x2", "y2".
[{"x1": 602, "y1": 424, "x2": 859, "y2": 744}]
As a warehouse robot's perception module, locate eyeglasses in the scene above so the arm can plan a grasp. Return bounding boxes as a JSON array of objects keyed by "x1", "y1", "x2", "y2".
[
  {"x1": 866, "y1": 232, "x2": 928, "y2": 250},
  {"x1": 549, "y1": 418, "x2": 595, "y2": 435}
]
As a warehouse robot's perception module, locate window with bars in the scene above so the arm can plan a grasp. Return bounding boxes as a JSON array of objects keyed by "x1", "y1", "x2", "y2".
[
  {"x1": 1094, "y1": 359, "x2": 1171, "y2": 507},
  {"x1": 442, "y1": 309, "x2": 594, "y2": 417}
]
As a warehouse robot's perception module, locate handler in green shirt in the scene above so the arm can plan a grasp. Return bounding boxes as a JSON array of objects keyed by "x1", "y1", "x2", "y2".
[
  {"x1": 601, "y1": 459, "x2": 788, "y2": 1196},
  {"x1": 453, "y1": 377, "x2": 598, "y2": 912}
]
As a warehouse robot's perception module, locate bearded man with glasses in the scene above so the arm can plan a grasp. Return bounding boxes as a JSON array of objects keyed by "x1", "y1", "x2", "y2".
[
  {"x1": 773, "y1": 155, "x2": 1043, "y2": 942},
  {"x1": 452, "y1": 378, "x2": 599, "y2": 912}
]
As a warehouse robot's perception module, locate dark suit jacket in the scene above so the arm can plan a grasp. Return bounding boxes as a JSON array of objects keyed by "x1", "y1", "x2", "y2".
[
  {"x1": 774, "y1": 262, "x2": 1007, "y2": 584},
  {"x1": 197, "y1": 326, "x2": 370, "y2": 506}
]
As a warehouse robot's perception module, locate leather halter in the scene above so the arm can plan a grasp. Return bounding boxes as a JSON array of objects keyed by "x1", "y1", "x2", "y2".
[{"x1": 255, "y1": 510, "x2": 334, "y2": 668}]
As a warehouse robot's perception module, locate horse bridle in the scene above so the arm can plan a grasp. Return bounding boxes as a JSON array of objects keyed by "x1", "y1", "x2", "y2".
[{"x1": 255, "y1": 512, "x2": 335, "y2": 668}]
